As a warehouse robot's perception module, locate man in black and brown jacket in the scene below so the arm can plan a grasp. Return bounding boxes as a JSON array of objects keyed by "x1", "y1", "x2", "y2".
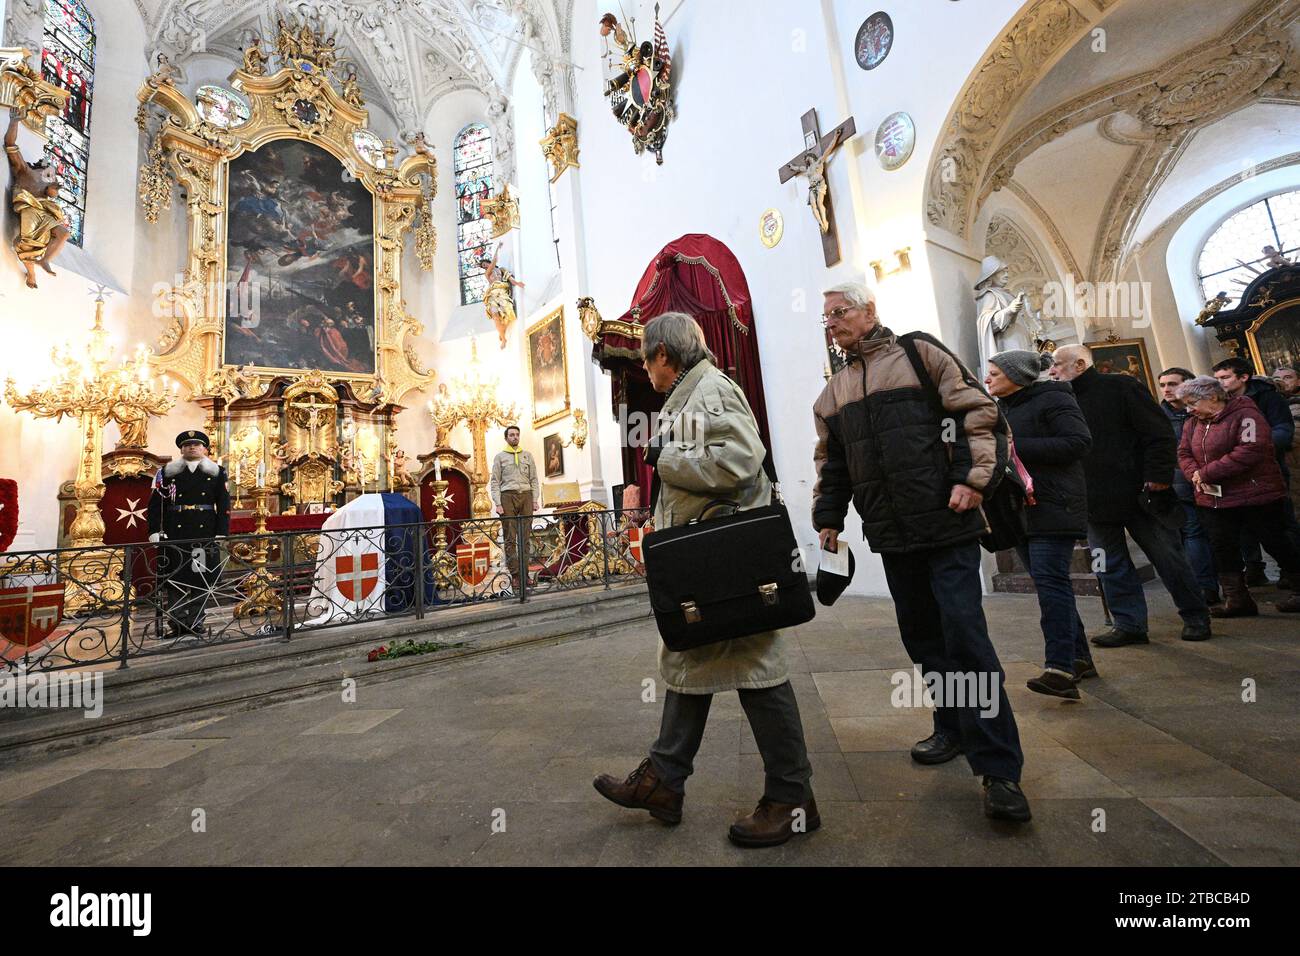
[{"x1": 812, "y1": 281, "x2": 1029, "y2": 824}]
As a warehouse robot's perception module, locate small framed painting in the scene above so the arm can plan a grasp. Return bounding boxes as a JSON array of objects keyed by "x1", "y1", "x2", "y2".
[
  {"x1": 543, "y1": 433, "x2": 565, "y2": 478},
  {"x1": 1086, "y1": 335, "x2": 1157, "y2": 396}
]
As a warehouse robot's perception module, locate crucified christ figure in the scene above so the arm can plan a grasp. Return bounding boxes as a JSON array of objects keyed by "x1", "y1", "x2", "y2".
[{"x1": 793, "y1": 128, "x2": 844, "y2": 235}]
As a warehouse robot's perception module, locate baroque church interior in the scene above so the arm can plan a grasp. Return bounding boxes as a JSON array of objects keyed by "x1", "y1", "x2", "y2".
[{"x1": 0, "y1": 0, "x2": 1297, "y2": 883}]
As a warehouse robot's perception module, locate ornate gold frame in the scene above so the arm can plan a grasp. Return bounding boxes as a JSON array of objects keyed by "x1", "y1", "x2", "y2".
[
  {"x1": 527, "y1": 305, "x2": 571, "y2": 428},
  {"x1": 138, "y1": 56, "x2": 436, "y2": 406},
  {"x1": 1246, "y1": 296, "x2": 1300, "y2": 374},
  {"x1": 1084, "y1": 335, "x2": 1157, "y2": 396}
]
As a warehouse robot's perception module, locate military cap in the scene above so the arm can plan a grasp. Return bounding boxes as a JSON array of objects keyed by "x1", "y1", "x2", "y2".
[{"x1": 176, "y1": 430, "x2": 211, "y2": 449}]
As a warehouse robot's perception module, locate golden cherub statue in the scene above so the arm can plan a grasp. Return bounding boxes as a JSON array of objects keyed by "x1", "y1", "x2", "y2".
[
  {"x1": 342, "y1": 70, "x2": 364, "y2": 108},
  {"x1": 5, "y1": 108, "x2": 69, "y2": 289},
  {"x1": 1195, "y1": 290, "x2": 1230, "y2": 326},
  {"x1": 242, "y1": 36, "x2": 268, "y2": 76}
]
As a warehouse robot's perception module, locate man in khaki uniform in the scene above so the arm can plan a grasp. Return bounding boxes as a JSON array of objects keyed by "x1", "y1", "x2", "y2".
[{"x1": 489, "y1": 425, "x2": 541, "y2": 587}]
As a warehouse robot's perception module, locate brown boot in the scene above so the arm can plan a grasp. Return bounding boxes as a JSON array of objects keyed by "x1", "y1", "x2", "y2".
[
  {"x1": 1276, "y1": 592, "x2": 1300, "y2": 613},
  {"x1": 593, "y1": 758, "x2": 683, "y2": 824},
  {"x1": 1210, "y1": 572, "x2": 1258, "y2": 618},
  {"x1": 727, "y1": 795, "x2": 820, "y2": 848}
]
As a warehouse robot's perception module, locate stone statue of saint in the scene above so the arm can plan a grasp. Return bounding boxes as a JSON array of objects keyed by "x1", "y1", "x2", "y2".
[{"x1": 975, "y1": 256, "x2": 1038, "y2": 370}]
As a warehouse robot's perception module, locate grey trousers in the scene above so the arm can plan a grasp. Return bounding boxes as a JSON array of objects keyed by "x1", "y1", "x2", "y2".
[{"x1": 649, "y1": 682, "x2": 813, "y2": 804}]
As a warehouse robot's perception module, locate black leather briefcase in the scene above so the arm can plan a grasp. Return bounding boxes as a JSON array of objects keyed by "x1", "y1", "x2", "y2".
[{"x1": 643, "y1": 500, "x2": 815, "y2": 653}]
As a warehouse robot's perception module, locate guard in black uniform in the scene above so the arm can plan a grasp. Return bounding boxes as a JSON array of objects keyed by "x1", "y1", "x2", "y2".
[{"x1": 147, "y1": 430, "x2": 231, "y2": 636}]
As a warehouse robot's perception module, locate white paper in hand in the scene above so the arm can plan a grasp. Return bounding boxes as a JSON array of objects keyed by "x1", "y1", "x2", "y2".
[{"x1": 820, "y1": 540, "x2": 850, "y2": 578}]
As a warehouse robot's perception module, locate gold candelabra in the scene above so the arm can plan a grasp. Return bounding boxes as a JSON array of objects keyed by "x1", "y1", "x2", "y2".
[
  {"x1": 4, "y1": 290, "x2": 177, "y2": 611},
  {"x1": 427, "y1": 337, "x2": 518, "y2": 520},
  {"x1": 232, "y1": 484, "x2": 282, "y2": 625},
  {"x1": 427, "y1": 478, "x2": 463, "y2": 593},
  {"x1": 5, "y1": 293, "x2": 178, "y2": 546}
]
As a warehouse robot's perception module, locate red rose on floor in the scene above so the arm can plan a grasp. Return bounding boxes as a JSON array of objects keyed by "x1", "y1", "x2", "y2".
[{"x1": 367, "y1": 645, "x2": 387, "y2": 662}]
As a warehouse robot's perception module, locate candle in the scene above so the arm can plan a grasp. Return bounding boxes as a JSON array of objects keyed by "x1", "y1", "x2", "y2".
[
  {"x1": 256, "y1": 458, "x2": 266, "y2": 486},
  {"x1": 434, "y1": 458, "x2": 442, "y2": 482},
  {"x1": 235, "y1": 459, "x2": 241, "y2": 486}
]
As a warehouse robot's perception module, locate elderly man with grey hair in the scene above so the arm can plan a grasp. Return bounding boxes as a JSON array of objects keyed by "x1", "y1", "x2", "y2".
[
  {"x1": 813, "y1": 280, "x2": 1031, "y2": 824},
  {"x1": 1050, "y1": 345, "x2": 1212, "y2": 643},
  {"x1": 593, "y1": 311, "x2": 818, "y2": 848}
]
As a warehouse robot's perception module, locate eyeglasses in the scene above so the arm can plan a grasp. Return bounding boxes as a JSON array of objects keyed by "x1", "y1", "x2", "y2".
[{"x1": 820, "y1": 306, "x2": 857, "y2": 327}]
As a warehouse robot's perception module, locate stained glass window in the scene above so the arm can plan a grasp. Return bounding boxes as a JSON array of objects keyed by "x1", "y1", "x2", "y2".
[
  {"x1": 41, "y1": 0, "x2": 95, "y2": 246},
  {"x1": 455, "y1": 123, "x2": 493, "y2": 305},
  {"x1": 1198, "y1": 191, "x2": 1300, "y2": 308},
  {"x1": 196, "y1": 85, "x2": 250, "y2": 129},
  {"x1": 352, "y1": 129, "x2": 385, "y2": 169}
]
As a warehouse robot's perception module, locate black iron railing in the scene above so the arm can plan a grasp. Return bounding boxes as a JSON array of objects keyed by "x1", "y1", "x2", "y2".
[{"x1": 0, "y1": 508, "x2": 650, "y2": 673}]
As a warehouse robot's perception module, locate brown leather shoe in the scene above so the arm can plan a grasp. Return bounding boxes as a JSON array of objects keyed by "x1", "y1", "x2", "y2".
[
  {"x1": 593, "y1": 758, "x2": 683, "y2": 824},
  {"x1": 727, "y1": 795, "x2": 820, "y2": 848}
]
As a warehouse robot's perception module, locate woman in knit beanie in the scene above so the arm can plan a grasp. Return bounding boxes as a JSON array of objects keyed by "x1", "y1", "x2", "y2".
[{"x1": 986, "y1": 349, "x2": 1096, "y2": 700}]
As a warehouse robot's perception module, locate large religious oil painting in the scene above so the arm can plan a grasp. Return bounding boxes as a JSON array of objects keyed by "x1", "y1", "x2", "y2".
[
  {"x1": 224, "y1": 138, "x2": 376, "y2": 376},
  {"x1": 528, "y1": 306, "x2": 570, "y2": 427}
]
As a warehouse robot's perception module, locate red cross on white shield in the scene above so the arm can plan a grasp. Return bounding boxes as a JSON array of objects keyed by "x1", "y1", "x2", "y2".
[{"x1": 335, "y1": 552, "x2": 380, "y2": 602}]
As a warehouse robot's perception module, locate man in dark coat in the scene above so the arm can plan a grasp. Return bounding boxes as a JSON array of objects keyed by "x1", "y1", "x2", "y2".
[
  {"x1": 1159, "y1": 367, "x2": 1220, "y2": 605},
  {"x1": 1212, "y1": 357, "x2": 1300, "y2": 587},
  {"x1": 1049, "y1": 346, "x2": 1211, "y2": 644},
  {"x1": 147, "y1": 431, "x2": 231, "y2": 637},
  {"x1": 814, "y1": 281, "x2": 1029, "y2": 825}
]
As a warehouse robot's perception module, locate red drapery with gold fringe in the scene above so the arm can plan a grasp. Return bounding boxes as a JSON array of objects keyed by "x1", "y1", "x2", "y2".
[{"x1": 593, "y1": 235, "x2": 771, "y2": 503}]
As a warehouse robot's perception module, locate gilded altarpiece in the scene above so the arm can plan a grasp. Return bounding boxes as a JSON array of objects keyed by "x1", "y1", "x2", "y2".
[{"x1": 136, "y1": 35, "x2": 435, "y2": 510}]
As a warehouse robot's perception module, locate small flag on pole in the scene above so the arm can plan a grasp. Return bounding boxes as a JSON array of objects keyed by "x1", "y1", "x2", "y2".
[{"x1": 653, "y1": 4, "x2": 670, "y2": 77}]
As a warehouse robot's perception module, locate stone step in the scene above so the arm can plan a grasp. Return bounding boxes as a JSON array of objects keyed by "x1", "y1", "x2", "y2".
[
  {"x1": 992, "y1": 541, "x2": 1154, "y2": 595},
  {"x1": 0, "y1": 583, "x2": 652, "y2": 764}
]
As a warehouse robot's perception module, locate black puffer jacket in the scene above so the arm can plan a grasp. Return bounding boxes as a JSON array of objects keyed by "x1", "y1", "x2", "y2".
[
  {"x1": 998, "y1": 381, "x2": 1091, "y2": 538},
  {"x1": 1070, "y1": 366, "x2": 1176, "y2": 524},
  {"x1": 813, "y1": 328, "x2": 1001, "y2": 553}
]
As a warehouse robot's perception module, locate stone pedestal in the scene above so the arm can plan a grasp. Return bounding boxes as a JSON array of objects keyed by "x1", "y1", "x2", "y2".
[{"x1": 992, "y1": 540, "x2": 1154, "y2": 595}]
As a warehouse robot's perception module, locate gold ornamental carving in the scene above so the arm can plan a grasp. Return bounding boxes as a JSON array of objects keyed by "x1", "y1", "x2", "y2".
[
  {"x1": 0, "y1": 47, "x2": 70, "y2": 134},
  {"x1": 137, "y1": 20, "x2": 436, "y2": 407},
  {"x1": 482, "y1": 183, "x2": 520, "y2": 238},
  {"x1": 540, "y1": 112, "x2": 580, "y2": 183}
]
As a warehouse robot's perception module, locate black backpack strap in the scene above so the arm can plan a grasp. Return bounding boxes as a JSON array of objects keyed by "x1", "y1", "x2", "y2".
[
  {"x1": 897, "y1": 331, "x2": 1012, "y2": 495},
  {"x1": 897, "y1": 333, "x2": 945, "y2": 419}
]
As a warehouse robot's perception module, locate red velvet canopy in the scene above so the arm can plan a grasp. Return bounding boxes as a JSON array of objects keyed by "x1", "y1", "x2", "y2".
[{"x1": 593, "y1": 234, "x2": 772, "y2": 500}]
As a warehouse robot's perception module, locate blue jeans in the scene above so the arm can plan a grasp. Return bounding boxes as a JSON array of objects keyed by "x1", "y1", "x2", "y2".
[
  {"x1": 1180, "y1": 500, "x2": 1218, "y2": 591},
  {"x1": 1016, "y1": 537, "x2": 1092, "y2": 673},
  {"x1": 1087, "y1": 509, "x2": 1211, "y2": 635},
  {"x1": 880, "y1": 541, "x2": 1024, "y2": 783}
]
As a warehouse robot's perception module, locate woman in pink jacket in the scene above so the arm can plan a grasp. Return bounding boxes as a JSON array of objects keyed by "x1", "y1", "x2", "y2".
[{"x1": 1176, "y1": 376, "x2": 1300, "y2": 616}]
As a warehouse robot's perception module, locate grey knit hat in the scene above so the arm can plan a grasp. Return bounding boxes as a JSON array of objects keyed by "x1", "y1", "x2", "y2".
[{"x1": 990, "y1": 349, "x2": 1051, "y2": 387}]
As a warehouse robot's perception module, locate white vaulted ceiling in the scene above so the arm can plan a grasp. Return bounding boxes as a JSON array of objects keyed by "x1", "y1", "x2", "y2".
[
  {"x1": 942, "y1": 0, "x2": 1300, "y2": 282},
  {"x1": 132, "y1": 0, "x2": 569, "y2": 133}
]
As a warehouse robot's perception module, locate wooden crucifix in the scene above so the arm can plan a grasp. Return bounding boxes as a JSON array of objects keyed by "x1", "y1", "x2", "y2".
[{"x1": 778, "y1": 108, "x2": 857, "y2": 267}]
